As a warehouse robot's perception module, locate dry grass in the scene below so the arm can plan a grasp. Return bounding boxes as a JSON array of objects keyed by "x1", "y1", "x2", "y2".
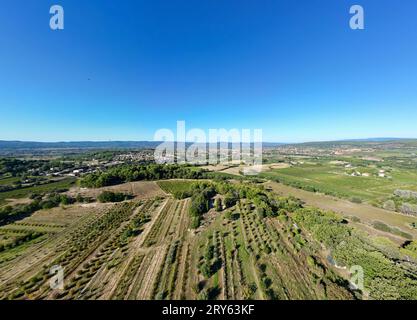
[
  {"x1": 202, "y1": 162, "x2": 291, "y2": 176},
  {"x1": 68, "y1": 181, "x2": 165, "y2": 200}
]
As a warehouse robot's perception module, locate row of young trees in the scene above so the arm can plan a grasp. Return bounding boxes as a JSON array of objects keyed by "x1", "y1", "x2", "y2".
[
  {"x1": 97, "y1": 191, "x2": 133, "y2": 203},
  {"x1": 0, "y1": 231, "x2": 44, "y2": 252}
]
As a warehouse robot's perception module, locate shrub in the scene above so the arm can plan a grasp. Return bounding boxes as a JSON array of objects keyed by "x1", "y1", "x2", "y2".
[
  {"x1": 223, "y1": 193, "x2": 237, "y2": 208},
  {"x1": 383, "y1": 200, "x2": 396, "y2": 211},
  {"x1": 200, "y1": 263, "x2": 212, "y2": 278},
  {"x1": 262, "y1": 277, "x2": 272, "y2": 288},
  {"x1": 350, "y1": 216, "x2": 361, "y2": 223},
  {"x1": 350, "y1": 197, "x2": 362, "y2": 204},
  {"x1": 256, "y1": 207, "x2": 266, "y2": 219},
  {"x1": 190, "y1": 216, "x2": 201, "y2": 229},
  {"x1": 214, "y1": 198, "x2": 223, "y2": 211},
  {"x1": 97, "y1": 191, "x2": 132, "y2": 203},
  {"x1": 400, "y1": 203, "x2": 417, "y2": 216}
]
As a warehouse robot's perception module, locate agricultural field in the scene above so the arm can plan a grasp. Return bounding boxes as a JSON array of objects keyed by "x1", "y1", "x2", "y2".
[
  {"x1": 0, "y1": 179, "x2": 359, "y2": 300},
  {"x1": 0, "y1": 176, "x2": 20, "y2": 186},
  {"x1": 0, "y1": 177, "x2": 385, "y2": 300},
  {"x1": 68, "y1": 181, "x2": 165, "y2": 200},
  {"x1": 259, "y1": 160, "x2": 417, "y2": 206},
  {"x1": 0, "y1": 164, "x2": 416, "y2": 300},
  {"x1": 265, "y1": 181, "x2": 417, "y2": 240},
  {"x1": 201, "y1": 163, "x2": 290, "y2": 177},
  {"x1": 0, "y1": 177, "x2": 76, "y2": 206},
  {"x1": 188, "y1": 201, "x2": 353, "y2": 300},
  {"x1": 157, "y1": 180, "x2": 197, "y2": 195}
]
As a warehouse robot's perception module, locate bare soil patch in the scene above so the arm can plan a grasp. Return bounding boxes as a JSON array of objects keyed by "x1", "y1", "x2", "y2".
[{"x1": 68, "y1": 181, "x2": 165, "y2": 200}]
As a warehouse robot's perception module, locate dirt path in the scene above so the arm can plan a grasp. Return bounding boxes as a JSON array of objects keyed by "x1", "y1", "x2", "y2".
[
  {"x1": 126, "y1": 254, "x2": 153, "y2": 299},
  {"x1": 176, "y1": 199, "x2": 190, "y2": 238},
  {"x1": 137, "y1": 199, "x2": 169, "y2": 247},
  {"x1": 137, "y1": 246, "x2": 167, "y2": 299},
  {"x1": 159, "y1": 201, "x2": 179, "y2": 242}
]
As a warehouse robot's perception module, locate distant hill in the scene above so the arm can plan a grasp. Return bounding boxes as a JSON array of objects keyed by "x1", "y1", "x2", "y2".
[
  {"x1": 0, "y1": 140, "x2": 286, "y2": 150},
  {"x1": 0, "y1": 141, "x2": 164, "y2": 157},
  {"x1": 0, "y1": 140, "x2": 287, "y2": 157},
  {"x1": 336, "y1": 138, "x2": 415, "y2": 142},
  {"x1": 0, "y1": 140, "x2": 162, "y2": 150},
  {"x1": 281, "y1": 138, "x2": 417, "y2": 148},
  {"x1": 0, "y1": 138, "x2": 416, "y2": 156}
]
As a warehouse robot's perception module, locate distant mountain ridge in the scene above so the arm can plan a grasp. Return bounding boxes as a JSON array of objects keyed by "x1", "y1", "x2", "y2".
[
  {"x1": 0, "y1": 141, "x2": 162, "y2": 150},
  {"x1": 0, "y1": 138, "x2": 415, "y2": 151}
]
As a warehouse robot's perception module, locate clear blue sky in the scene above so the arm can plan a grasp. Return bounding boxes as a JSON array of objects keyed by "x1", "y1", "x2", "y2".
[{"x1": 1, "y1": 0, "x2": 417, "y2": 142}]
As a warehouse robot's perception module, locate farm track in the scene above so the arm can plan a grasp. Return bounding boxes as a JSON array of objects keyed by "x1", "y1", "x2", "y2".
[
  {"x1": 126, "y1": 253, "x2": 153, "y2": 299},
  {"x1": 174, "y1": 243, "x2": 189, "y2": 299},
  {"x1": 159, "y1": 201, "x2": 180, "y2": 242},
  {"x1": 137, "y1": 246, "x2": 167, "y2": 299},
  {"x1": 142, "y1": 199, "x2": 174, "y2": 247},
  {"x1": 110, "y1": 254, "x2": 145, "y2": 300}
]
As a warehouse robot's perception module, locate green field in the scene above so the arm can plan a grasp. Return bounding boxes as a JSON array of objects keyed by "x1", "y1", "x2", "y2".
[
  {"x1": 260, "y1": 162, "x2": 417, "y2": 205},
  {"x1": 157, "y1": 180, "x2": 197, "y2": 195},
  {"x1": 0, "y1": 176, "x2": 20, "y2": 186},
  {"x1": 0, "y1": 177, "x2": 76, "y2": 205}
]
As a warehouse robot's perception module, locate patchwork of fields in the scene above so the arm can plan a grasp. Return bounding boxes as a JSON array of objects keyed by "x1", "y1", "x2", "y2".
[
  {"x1": 0, "y1": 182, "x2": 354, "y2": 300},
  {"x1": 265, "y1": 181, "x2": 417, "y2": 240},
  {"x1": 260, "y1": 162, "x2": 417, "y2": 204},
  {"x1": 0, "y1": 177, "x2": 76, "y2": 206}
]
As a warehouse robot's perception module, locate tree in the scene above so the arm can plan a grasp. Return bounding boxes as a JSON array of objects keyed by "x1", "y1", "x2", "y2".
[
  {"x1": 97, "y1": 191, "x2": 131, "y2": 203},
  {"x1": 223, "y1": 193, "x2": 237, "y2": 208},
  {"x1": 214, "y1": 198, "x2": 222, "y2": 212},
  {"x1": 256, "y1": 207, "x2": 265, "y2": 219}
]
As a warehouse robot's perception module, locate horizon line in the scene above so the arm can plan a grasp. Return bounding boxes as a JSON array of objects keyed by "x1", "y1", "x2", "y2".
[{"x1": 1, "y1": 137, "x2": 416, "y2": 145}]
